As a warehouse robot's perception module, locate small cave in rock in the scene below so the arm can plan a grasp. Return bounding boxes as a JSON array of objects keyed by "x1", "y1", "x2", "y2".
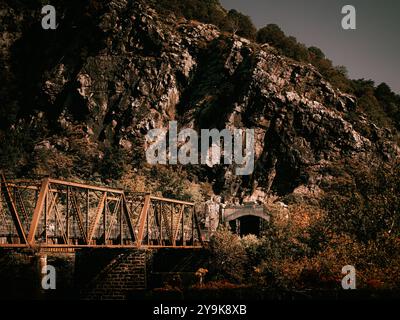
[{"x1": 271, "y1": 159, "x2": 305, "y2": 196}]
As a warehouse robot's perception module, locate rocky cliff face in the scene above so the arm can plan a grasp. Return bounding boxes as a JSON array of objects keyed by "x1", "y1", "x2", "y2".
[{"x1": 1, "y1": 0, "x2": 399, "y2": 204}]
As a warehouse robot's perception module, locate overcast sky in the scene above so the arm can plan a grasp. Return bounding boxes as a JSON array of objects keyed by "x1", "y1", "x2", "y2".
[{"x1": 220, "y1": 0, "x2": 400, "y2": 93}]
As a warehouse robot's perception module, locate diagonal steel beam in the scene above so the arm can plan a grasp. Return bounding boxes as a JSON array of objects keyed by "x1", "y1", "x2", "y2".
[
  {"x1": 173, "y1": 205, "x2": 185, "y2": 246},
  {"x1": 136, "y1": 194, "x2": 151, "y2": 247},
  {"x1": 0, "y1": 173, "x2": 28, "y2": 244},
  {"x1": 48, "y1": 192, "x2": 68, "y2": 244},
  {"x1": 87, "y1": 192, "x2": 107, "y2": 244},
  {"x1": 122, "y1": 194, "x2": 136, "y2": 241},
  {"x1": 27, "y1": 177, "x2": 50, "y2": 245},
  {"x1": 15, "y1": 189, "x2": 29, "y2": 222},
  {"x1": 70, "y1": 192, "x2": 88, "y2": 244},
  {"x1": 105, "y1": 198, "x2": 121, "y2": 241},
  {"x1": 122, "y1": 194, "x2": 136, "y2": 242}
]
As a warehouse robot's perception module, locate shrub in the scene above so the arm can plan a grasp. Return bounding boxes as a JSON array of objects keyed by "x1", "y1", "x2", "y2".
[
  {"x1": 204, "y1": 187, "x2": 400, "y2": 291},
  {"x1": 321, "y1": 158, "x2": 400, "y2": 242},
  {"x1": 98, "y1": 146, "x2": 131, "y2": 181},
  {"x1": 151, "y1": 0, "x2": 226, "y2": 28},
  {"x1": 208, "y1": 227, "x2": 247, "y2": 283}
]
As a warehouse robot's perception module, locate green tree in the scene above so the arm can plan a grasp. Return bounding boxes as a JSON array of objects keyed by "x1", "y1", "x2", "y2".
[
  {"x1": 374, "y1": 83, "x2": 400, "y2": 128},
  {"x1": 308, "y1": 46, "x2": 325, "y2": 60},
  {"x1": 256, "y1": 24, "x2": 286, "y2": 45},
  {"x1": 223, "y1": 9, "x2": 257, "y2": 39},
  {"x1": 350, "y1": 79, "x2": 397, "y2": 129},
  {"x1": 321, "y1": 159, "x2": 400, "y2": 242},
  {"x1": 257, "y1": 25, "x2": 309, "y2": 62},
  {"x1": 98, "y1": 146, "x2": 130, "y2": 181}
]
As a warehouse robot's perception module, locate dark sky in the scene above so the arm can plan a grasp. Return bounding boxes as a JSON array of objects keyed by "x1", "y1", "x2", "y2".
[{"x1": 220, "y1": 0, "x2": 400, "y2": 93}]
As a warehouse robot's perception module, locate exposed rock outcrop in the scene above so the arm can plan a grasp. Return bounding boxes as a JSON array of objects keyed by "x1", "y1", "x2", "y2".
[{"x1": 1, "y1": 0, "x2": 398, "y2": 204}]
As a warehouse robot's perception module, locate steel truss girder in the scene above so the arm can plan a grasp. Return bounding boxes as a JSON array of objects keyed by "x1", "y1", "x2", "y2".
[{"x1": 0, "y1": 175, "x2": 203, "y2": 249}]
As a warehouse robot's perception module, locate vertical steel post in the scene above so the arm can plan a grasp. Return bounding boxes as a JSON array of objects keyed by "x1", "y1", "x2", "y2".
[
  {"x1": 86, "y1": 189, "x2": 89, "y2": 239},
  {"x1": 44, "y1": 191, "x2": 47, "y2": 244},
  {"x1": 120, "y1": 195, "x2": 123, "y2": 245},
  {"x1": 103, "y1": 193, "x2": 107, "y2": 244},
  {"x1": 66, "y1": 186, "x2": 69, "y2": 244}
]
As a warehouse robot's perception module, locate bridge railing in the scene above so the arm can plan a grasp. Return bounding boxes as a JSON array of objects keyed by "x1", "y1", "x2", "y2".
[{"x1": 0, "y1": 174, "x2": 203, "y2": 249}]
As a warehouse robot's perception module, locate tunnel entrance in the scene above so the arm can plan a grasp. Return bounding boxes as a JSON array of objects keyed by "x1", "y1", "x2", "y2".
[
  {"x1": 239, "y1": 216, "x2": 261, "y2": 236},
  {"x1": 229, "y1": 216, "x2": 261, "y2": 237}
]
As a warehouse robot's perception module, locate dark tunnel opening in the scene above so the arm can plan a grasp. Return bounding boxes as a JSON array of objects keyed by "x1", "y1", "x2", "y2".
[{"x1": 229, "y1": 215, "x2": 261, "y2": 237}]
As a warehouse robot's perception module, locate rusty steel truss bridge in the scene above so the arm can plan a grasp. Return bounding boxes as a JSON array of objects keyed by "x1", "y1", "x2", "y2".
[{"x1": 0, "y1": 173, "x2": 203, "y2": 251}]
